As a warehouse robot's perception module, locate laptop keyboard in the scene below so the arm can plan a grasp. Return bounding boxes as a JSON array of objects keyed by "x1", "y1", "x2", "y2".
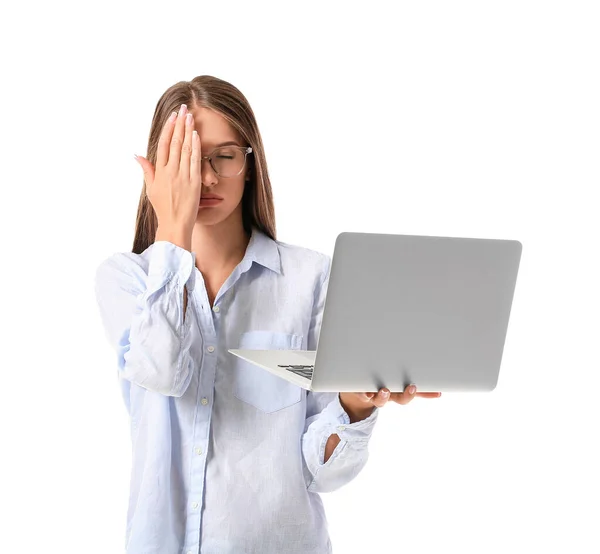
[{"x1": 277, "y1": 364, "x2": 314, "y2": 379}]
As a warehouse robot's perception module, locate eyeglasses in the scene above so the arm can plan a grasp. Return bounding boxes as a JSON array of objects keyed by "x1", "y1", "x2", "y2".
[{"x1": 200, "y1": 146, "x2": 253, "y2": 178}]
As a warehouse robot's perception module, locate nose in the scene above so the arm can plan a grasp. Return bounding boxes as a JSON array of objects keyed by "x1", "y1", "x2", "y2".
[{"x1": 200, "y1": 157, "x2": 218, "y2": 187}]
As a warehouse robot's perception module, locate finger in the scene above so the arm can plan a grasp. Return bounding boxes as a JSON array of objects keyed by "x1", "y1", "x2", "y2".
[
  {"x1": 190, "y1": 129, "x2": 201, "y2": 189},
  {"x1": 180, "y1": 112, "x2": 194, "y2": 183},
  {"x1": 416, "y1": 392, "x2": 442, "y2": 398},
  {"x1": 167, "y1": 104, "x2": 188, "y2": 172},
  {"x1": 134, "y1": 155, "x2": 155, "y2": 190},
  {"x1": 389, "y1": 384, "x2": 417, "y2": 405},
  {"x1": 156, "y1": 111, "x2": 177, "y2": 168},
  {"x1": 371, "y1": 388, "x2": 390, "y2": 408}
]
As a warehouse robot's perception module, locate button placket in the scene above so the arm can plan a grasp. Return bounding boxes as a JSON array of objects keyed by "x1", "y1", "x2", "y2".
[{"x1": 183, "y1": 296, "x2": 216, "y2": 554}]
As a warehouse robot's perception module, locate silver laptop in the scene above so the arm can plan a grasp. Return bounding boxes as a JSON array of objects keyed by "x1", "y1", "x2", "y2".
[{"x1": 228, "y1": 232, "x2": 522, "y2": 393}]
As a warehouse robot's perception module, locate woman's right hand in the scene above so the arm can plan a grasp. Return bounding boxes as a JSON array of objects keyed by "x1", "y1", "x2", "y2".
[{"x1": 135, "y1": 103, "x2": 201, "y2": 235}]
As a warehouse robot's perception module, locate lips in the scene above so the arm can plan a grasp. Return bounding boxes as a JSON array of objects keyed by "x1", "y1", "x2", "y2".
[{"x1": 201, "y1": 195, "x2": 223, "y2": 200}]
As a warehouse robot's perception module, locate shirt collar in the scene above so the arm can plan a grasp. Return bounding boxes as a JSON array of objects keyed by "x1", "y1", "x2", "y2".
[{"x1": 245, "y1": 226, "x2": 282, "y2": 275}]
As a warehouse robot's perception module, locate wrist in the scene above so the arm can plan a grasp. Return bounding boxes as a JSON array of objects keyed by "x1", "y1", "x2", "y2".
[
  {"x1": 339, "y1": 393, "x2": 375, "y2": 423},
  {"x1": 155, "y1": 225, "x2": 192, "y2": 252}
]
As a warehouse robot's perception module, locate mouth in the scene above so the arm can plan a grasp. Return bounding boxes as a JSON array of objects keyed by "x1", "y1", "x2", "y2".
[{"x1": 199, "y1": 195, "x2": 224, "y2": 207}]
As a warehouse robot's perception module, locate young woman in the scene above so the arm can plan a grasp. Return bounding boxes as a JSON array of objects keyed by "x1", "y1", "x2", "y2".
[{"x1": 94, "y1": 75, "x2": 441, "y2": 554}]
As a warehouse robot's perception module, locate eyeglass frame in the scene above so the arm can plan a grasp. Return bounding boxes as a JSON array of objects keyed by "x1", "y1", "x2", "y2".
[{"x1": 199, "y1": 146, "x2": 253, "y2": 177}]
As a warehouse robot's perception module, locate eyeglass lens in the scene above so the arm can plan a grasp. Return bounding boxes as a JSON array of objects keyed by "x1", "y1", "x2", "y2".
[{"x1": 208, "y1": 147, "x2": 247, "y2": 177}]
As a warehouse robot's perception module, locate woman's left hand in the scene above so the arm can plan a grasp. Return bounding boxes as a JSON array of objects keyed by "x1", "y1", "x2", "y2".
[{"x1": 340, "y1": 385, "x2": 442, "y2": 412}]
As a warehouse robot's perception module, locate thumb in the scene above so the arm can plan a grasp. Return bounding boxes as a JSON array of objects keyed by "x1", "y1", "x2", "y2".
[{"x1": 134, "y1": 154, "x2": 155, "y2": 187}]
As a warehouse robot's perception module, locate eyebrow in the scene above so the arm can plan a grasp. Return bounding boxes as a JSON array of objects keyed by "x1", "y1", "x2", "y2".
[{"x1": 214, "y1": 141, "x2": 241, "y2": 147}]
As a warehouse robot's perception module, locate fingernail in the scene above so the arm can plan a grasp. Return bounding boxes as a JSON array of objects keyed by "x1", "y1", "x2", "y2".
[
  {"x1": 409, "y1": 386, "x2": 416, "y2": 394},
  {"x1": 133, "y1": 154, "x2": 139, "y2": 162},
  {"x1": 381, "y1": 389, "x2": 389, "y2": 397}
]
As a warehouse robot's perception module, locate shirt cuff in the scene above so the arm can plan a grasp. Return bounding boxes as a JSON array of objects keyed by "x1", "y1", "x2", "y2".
[
  {"x1": 322, "y1": 393, "x2": 379, "y2": 442},
  {"x1": 144, "y1": 241, "x2": 196, "y2": 299}
]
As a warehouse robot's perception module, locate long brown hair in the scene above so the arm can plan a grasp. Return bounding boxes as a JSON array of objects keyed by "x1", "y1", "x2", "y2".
[{"x1": 132, "y1": 75, "x2": 277, "y2": 255}]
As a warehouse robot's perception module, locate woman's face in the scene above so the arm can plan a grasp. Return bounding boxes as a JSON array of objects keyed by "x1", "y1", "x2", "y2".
[{"x1": 188, "y1": 105, "x2": 250, "y2": 227}]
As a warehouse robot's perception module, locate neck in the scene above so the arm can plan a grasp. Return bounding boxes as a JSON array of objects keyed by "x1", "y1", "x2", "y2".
[{"x1": 191, "y1": 214, "x2": 251, "y2": 275}]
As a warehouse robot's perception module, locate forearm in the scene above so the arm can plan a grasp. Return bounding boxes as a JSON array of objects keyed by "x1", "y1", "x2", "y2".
[
  {"x1": 302, "y1": 392, "x2": 379, "y2": 493},
  {"x1": 324, "y1": 396, "x2": 375, "y2": 463},
  {"x1": 124, "y1": 280, "x2": 195, "y2": 396},
  {"x1": 155, "y1": 225, "x2": 192, "y2": 320},
  {"x1": 95, "y1": 233, "x2": 197, "y2": 397}
]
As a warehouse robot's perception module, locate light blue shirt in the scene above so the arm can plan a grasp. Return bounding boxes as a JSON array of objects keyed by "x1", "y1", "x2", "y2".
[{"x1": 94, "y1": 227, "x2": 379, "y2": 554}]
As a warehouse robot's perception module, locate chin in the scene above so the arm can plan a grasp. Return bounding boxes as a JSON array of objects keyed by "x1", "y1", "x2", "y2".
[{"x1": 196, "y1": 204, "x2": 232, "y2": 223}]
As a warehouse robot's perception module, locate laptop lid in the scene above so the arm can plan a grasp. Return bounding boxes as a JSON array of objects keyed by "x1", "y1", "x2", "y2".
[{"x1": 310, "y1": 232, "x2": 522, "y2": 393}]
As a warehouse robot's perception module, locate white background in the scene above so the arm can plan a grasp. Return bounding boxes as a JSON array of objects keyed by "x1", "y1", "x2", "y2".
[{"x1": 1, "y1": 0, "x2": 598, "y2": 552}]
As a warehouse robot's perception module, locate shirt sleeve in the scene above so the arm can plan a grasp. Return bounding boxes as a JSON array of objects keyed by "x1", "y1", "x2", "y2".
[
  {"x1": 94, "y1": 240, "x2": 201, "y2": 397},
  {"x1": 301, "y1": 253, "x2": 380, "y2": 493}
]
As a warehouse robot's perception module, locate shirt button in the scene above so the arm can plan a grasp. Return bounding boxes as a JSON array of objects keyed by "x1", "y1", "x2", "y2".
[
  {"x1": 207, "y1": 345, "x2": 215, "y2": 353},
  {"x1": 213, "y1": 306, "x2": 220, "y2": 313},
  {"x1": 195, "y1": 447, "x2": 203, "y2": 455},
  {"x1": 337, "y1": 425, "x2": 346, "y2": 431},
  {"x1": 192, "y1": 502, "x2": 199, "y2": 509},
  {"x1": 201, "y1": 397, "x2": 208, "y2": 405}
]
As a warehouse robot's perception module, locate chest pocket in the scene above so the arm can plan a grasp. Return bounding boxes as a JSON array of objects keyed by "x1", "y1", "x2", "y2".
[{"x1": 232, "y1": 330, "x2": 304, "y2": 414}]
